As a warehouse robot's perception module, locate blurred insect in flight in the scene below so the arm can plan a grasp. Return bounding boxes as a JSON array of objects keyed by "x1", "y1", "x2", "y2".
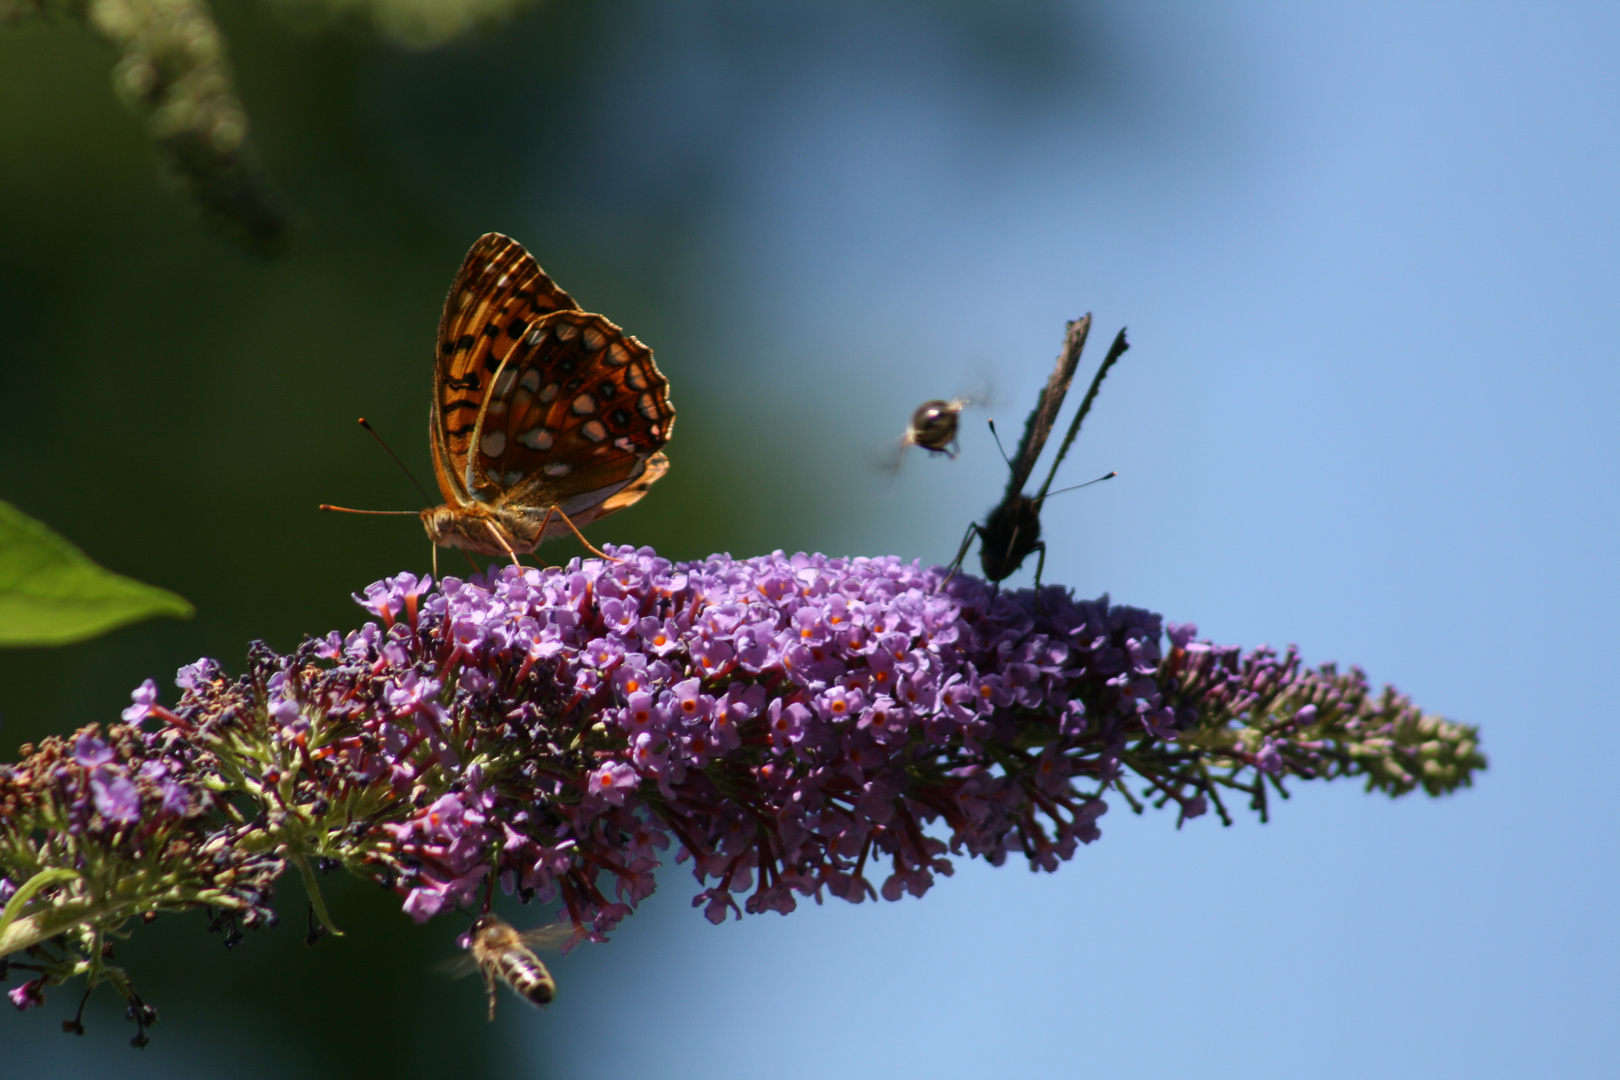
[
  {"x1": 443, "y1": 914, "x2": 579, "y2": 1019},
  {"x1": 949, "y1": 314, "x2": 1129, "y2": 587},
  {"x1": 903, "y1": 397, "x2": 974, "y2": 458}
]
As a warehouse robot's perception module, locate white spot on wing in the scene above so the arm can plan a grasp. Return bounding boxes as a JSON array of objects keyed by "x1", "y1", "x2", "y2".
[
  {"x1": 572, "y1": 394, "x2": 597, "y2": 415},
  {"x1": 540, "y1": 383, "x2": 559, "y2": 404},
  {"x1": 544, "y1": 463, "x2": 572, "y2": 477},
  {"x1": 481, "y1": 431, "x2": 507, "y2": 458},
  {"x1": 517, "y1": 427, "x2": 554, "y2": 451},
  {"x1": 519, "y1": 370, "x2": 541, "y2": 393},
  {"x1": 581, "y1": 421, "x2": 607, "y2": 442}
]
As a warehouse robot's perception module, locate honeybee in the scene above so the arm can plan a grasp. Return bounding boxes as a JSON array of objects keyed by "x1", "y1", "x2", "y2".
[
  {"x1": 903, "y1": 397, "x2": 974, "y2": 459},
  {"x1": 447, "y1": 915, "x2": 579, "y2": 1020}
]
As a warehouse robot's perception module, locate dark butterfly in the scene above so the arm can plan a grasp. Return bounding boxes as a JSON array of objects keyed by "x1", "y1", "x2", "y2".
[{"x1": 950, "y1": 315, "x2": 1129, "y2": 586}]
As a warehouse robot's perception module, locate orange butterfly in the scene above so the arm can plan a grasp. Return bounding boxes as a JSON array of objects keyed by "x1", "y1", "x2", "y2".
[{"x1": 404, "y1": 234, "x2": 673, "y2": 567}]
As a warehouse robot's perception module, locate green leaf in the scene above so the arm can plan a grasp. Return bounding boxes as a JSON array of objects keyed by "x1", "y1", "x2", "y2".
[{"x1": 0, "y1": 499, "x2": 194, "y2": 646}]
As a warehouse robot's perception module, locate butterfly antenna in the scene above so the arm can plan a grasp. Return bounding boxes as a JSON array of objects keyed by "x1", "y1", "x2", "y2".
[
  {"x1": 1034, "y1": 327, "x2": 1129, "y2": 503},
  {"x1": 1036, "y1": 470, "x2": 1117, "y2": 505},
  {"x1": 358, "y1": 418, "x2": 434, "y2": 505},
  {"x1": 318, "y1": 505, "x2": 419, "y2": 515},
  {"x1": 986, "y1": 418, "x2": 1014, "y2": 467}
]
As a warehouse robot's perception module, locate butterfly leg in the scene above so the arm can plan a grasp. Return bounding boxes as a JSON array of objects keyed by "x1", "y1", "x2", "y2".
[
  {"x1": 1030, "y1": 541, "x2": 1048, "y2": 590},
  {"x1": 939, "y1": 521, "x2": 983, "y2": 590},
  {"x1": 482, "y1": 521, "x2": 525, "y2": 568},
  {"x1": 534, "y1": 505, "x2": 622, "y2": 565}
]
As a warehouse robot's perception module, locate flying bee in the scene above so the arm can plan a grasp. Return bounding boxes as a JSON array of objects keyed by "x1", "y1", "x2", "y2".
[
  {"x1": 442, "y1": 914, "x2": 580, "y2": 1020},
  {"x1": 884, "y1": 391, "x2": 987, "y2": 476},
  {"x1": 949, "y1": 315, "x2": 1129, "y2": 587},
  {"x1": 903, "y1": 397, "x2": 974, "y2": 458}
]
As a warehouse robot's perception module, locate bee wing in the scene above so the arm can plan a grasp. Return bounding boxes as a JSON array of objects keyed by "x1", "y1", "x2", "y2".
[
  {"x1": 434, "y1": 952, "x2": 482, "y2": 979},
  {"x1": 517, "y1": 924, "x2": 587, "y2": 952},
  {"x1": 876, "y1": 432, "x2": 913, "y2": 478}
]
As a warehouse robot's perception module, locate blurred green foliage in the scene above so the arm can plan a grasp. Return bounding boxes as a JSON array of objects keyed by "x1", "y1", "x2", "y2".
[
  {"x1": 0, "y1": 498, "x2": 192, "y2": 644},
  {"x1": 0, "y1": 0, "x2": 553, "y2": 253},
  {"x1": 2, "y1": 0, "x2": 290, "y2": 252}
]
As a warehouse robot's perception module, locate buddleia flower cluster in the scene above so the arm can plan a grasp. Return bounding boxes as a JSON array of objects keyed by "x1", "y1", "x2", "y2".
[{"x1": 0, "y1": 546, "x2": 1485, "y2": 1042}]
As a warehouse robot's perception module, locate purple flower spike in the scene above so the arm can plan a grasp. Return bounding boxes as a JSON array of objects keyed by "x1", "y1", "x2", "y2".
[{"x1": 0, "y1": 544, "x2": 1483, "y2": 1033}]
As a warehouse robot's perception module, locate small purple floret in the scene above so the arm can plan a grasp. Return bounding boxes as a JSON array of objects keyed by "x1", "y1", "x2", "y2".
[
  {"x1": 73, "y1": 735, "x2": 114, "y2": 768},
  {"x1": 8, "y1": 979, "x2": 45, "y2": 1011},
  {"x1": 92, "y1": 771, "x2": 142, "y2": 824},
  {"x1": 120, "y1": 679, "x2": 159, "y2": 724}
]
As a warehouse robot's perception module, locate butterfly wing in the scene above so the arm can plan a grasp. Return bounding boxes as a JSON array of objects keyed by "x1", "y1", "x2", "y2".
[
  {"x1": 478, "y1": 309, "x2": 674, "y2": 532},
  {"x1": 1002, "y1": 313, "x2": 1092, "y2": 502},
  {"x1": 431, "y1": 234, "x2": 582, "y2": 506}
]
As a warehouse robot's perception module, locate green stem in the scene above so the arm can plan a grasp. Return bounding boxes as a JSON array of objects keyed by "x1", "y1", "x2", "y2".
[
  {"x1": 292, "y1": 853, "x2": 344, "y2": 937},
  {"x1": 0, "y1": 868, "x2": 80, "y2": 947}
]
